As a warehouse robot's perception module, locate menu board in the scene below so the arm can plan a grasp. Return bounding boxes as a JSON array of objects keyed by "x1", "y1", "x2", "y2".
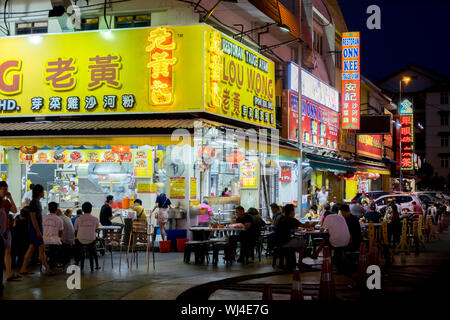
[
  {"x1": 133, "y1": 149, "x2": 152, "y2": 178},
  {"x1": 190, "y1": 178, "x2": 197, "y2": 200},
  {"x1": 137, "y1": 183, "x2": 151, "y2": 193},
  {"x1": 240, "y1": 160, "x2": 258, "y2": 189},
  {"x1": 170, "y1": 177, "x2": 186, "y2": 199},
  {"x1": 20, "y1": 149, "x2": 133, "y2": 164}
]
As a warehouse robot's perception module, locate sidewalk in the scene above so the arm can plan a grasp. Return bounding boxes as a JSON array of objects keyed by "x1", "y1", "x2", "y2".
[{"x1": 2, "y1": 227, "x2": 450, "y2": 300}]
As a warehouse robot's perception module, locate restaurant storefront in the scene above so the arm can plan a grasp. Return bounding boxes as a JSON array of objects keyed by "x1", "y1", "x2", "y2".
[
  {"x1": 354, "y1": 134, "x2": 390, "y2": 194},
  {"x1": 0, "y1": 24, "x2": 282, "y2": 225}
]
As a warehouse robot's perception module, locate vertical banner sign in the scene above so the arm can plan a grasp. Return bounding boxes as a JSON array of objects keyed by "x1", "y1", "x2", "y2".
[
  {"x1": 341, "y1": 32, "x2": 361, "y2": 129},
  {"x1": 240, "y1": 159, "x2": 258, "y2": 189},
  {"x1": 288, "y1": 92, "x2": 299, "y2": 141},
  {"x1": 170, "y1": 177, "x2": 186, "y2": 199},
  {"x1": 190, "y1": 177, "x2": 197, "y2": 200},
  {"x1": 399, "y1": 99, "x2": 414, "y2": 170}
]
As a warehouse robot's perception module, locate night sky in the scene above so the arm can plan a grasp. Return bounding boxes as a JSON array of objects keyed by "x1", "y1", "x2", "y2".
[{"x1": 337, "y1": 0, "x2": 450, "y2": 82}]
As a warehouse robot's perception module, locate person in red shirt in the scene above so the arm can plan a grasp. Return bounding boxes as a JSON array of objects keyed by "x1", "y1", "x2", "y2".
[{"x1": 0, "y1": 181, "x2": 19, "y2": 281}]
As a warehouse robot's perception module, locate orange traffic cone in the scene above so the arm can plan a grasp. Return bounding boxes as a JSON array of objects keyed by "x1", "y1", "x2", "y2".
[
  {"x1": 297, "y1": 244, "x2": 307, "y2": 270},
  {"x1": 262, "y1": 284, "x2": 273, "y2": 301},
  {"x1": 319, "y1": 246, "x2": 336, "y2": 301},
  {"x1": 291, "y1": 270, "x2": 304, "y2": 301}
]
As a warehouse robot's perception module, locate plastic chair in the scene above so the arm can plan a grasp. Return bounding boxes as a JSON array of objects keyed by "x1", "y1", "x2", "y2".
[
  {"x1": 127, "y1": 220, "x2": 151, "y2": 272},
  {"x1": 102, "y1": 228, "x2": 124, "y2": 271}
]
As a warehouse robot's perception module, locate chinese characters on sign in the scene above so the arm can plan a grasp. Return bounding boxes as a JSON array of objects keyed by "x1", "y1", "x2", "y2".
[
  {"x1": 357, "y1": 134, "x2": 383, "y2": 159},
  {"x1": 170, "y1": 177, "x2": 186, "y2": 199},
  {"x1": 146, "y1": 27, "x2": 177, "y2": 105},
  {"x1": 301, "y1": 97, "x2": 339, "y2": 151},
  {"x1": 341, "y1": 32, "x2": 360, "y2": 129},
  {"x1": 400, "y1": 114, "x2": 414, "y2": 170},
  {"x1": 207, "y1": 27, "x2": 275, "y2": 127},
  {"x1": 288, "y1": 91, "x2": 299, "y2": 142}
]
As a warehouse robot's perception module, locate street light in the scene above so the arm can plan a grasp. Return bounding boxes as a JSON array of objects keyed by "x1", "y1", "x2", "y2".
[{"x1": 398, "y1": 76, "x2": 411, "y2": 192}]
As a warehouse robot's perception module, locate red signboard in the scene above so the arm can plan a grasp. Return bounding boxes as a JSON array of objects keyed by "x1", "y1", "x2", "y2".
[
  {"x1": 400, "y1": 114, "x2": 414, "y2": 170},
  {"x1": 341, "y1": 32, "x2": 361, "y2": 129},
  {"x1": 279, "y1": 166, "x2": 292, "y2": 182},
  {"x1": 301, "y1": 97, "x2": 339, "y2": 151},
  {"x1": 357, "y1": 135, "x2": 383, "y2": 159}
]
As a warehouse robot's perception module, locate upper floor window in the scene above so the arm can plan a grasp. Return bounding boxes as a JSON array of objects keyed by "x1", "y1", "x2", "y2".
[
  {"x1": 313, "y1": 30, "x2": 323, "y2": 55},
  {"x1": 115, "y1": 14, "x2": 151, "y2": 29},
  {"x1": 441, "y1": 157, "x2": 449, "y2": 168},
  {"x1": 441, "y1": 92, "x2": 449, "y2": 104},
  {"x1": 441, "y1": 135, "x2": 449, "y2": 147},
  {"x1": 441, "y1": 113, "x2": 449, "y2": 126},
  {"x1": 16, "y1": 21, "x2": 48, "y2": 35},
  {"x1": 81, "y1": 17, "x2": 99, "y2": 31}
]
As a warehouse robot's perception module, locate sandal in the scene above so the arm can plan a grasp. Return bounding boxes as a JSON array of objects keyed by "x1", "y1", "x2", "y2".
[{"x1": 7, "y1": 275, "x2": 22, "y2": 281}]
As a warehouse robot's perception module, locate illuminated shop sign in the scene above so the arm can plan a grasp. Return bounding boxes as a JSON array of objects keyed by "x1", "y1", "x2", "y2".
[
  {"x1": 341, "y1": 32, "x2": 360, "y2": 129},
  {"x1": 287, "y1": 62, "x2": 299, "y2": 93},
  {"x1": 301, "y1": 97, "x2": 339, "y2": 151},
  {"x1": 400, "y1": 114, "x2": 414, "y2": 170},
  {"x1": 207, "y1": 27, "x2": 275, "y2": 126},
  {"x1": 357, "y1": 134, "x2": 383, "y2": 160},
  {"x1": 301, "y1": 69, "x2": 339, "y2": 112},
  {"x1": 0, "y1": 24, "x2": 276, "y2": 128}
]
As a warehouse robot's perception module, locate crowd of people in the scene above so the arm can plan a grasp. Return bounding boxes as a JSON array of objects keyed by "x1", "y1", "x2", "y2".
[{"x1": 0, "y1": 181, "x2": 153, "y2": 296}]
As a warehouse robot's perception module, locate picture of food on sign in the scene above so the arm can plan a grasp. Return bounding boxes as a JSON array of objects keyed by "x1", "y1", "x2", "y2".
[
  {"x1": 135, "y1": 150, "x2": 146, "y2": 158},
  {"x1": 86, "y1": 151, "x2": 99, "y2": 162},
  {"x1": 36, "y1": 151, "x2": 49, "y2": 162},
  {"x1": 52, "y1": 151, "x2": 66, "y2": 162},
  {"x1": 69, "y1": 151, "x2": 83, "y2": 162},
  {"x1": 135, "y1": 160, "x2": 147, "y2": 166},
  {"x1": 103, "y1": 151, "x2": 117, "y2": 161}
]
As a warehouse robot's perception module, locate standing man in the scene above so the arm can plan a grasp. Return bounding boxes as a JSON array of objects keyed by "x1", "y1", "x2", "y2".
[
  {"x1": 21, "y1": 184, "x2": 34, "y2": 207},
  {"x1": 19, "y1": 184, "x2": 54, "y2": 275},
  {"x1": 100, "y1": 195, "x2": 121, "y2": 226},
  {"x1": 317, "y1": 187, "x2": 329, "y2": 212},
  {"x1": 0, "y1": 181, "x2": 19, "y2": 282},
  {"x1": 411, "y1": 201, "x2": 424, "y2": 221}
]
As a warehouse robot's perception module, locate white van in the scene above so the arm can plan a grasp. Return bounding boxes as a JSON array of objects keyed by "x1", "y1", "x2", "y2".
[{"x1": 374, "y1": 193, "x2": 425, "y2": 213}]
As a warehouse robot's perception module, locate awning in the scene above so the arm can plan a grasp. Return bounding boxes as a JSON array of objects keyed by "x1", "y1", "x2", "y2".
[
  {"x1": 0, "y1": 119, "x2": 230, "y2": 132},
  {"x1": 356, "y1": 164, "x2": 391, "y2": 175},
  {"x1": 0, "y1": 136, "x2": 193, "y2": 148},
  {"x1": 305, "y1": 154, "x2": 356, "y2": 172}
]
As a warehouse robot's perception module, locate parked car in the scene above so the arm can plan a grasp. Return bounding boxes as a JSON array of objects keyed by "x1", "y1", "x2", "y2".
[
  {"x1": 374, "y1": 193, "x2": 426, "y2": 214},
  {"x1": 413, "y1": 192, "x2": 447, "y2": 212},
  {"x1": 352, "y1": 191, "x2": 390, "y2": 202}
]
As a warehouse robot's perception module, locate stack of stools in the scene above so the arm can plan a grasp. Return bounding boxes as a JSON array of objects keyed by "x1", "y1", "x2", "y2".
[{"x1": 209, "y1": 239, "x2": 230, "y2": 266}]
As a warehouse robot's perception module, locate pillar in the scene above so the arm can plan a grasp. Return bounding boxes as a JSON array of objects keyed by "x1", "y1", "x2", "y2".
[{"x1": 6, "y1": 149, "x2": 21, "y2": 207}]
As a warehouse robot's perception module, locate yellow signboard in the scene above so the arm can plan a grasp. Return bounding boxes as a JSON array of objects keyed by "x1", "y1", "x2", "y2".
[
  {"x1": 190, "y1": 177, "x2": 197, "y2": 200},
  {"x1": 204, "y1": 26, "x2": 276, "y2": 127},
  {"x1": 137, "y1": 183, "x2": 151, "y2": 193},
  {"x1": 0, "y1": 25, "x2": 275, "y2": 128},
  {"x1": 240, "y1": 159, "x2": 258, "y2": 189},
  {"x1": 133, "y1": 149, "x2": 152, "y2": 178},
  {"x1": 170, "y1": 177, "x2": 186, "y2": 199}
]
